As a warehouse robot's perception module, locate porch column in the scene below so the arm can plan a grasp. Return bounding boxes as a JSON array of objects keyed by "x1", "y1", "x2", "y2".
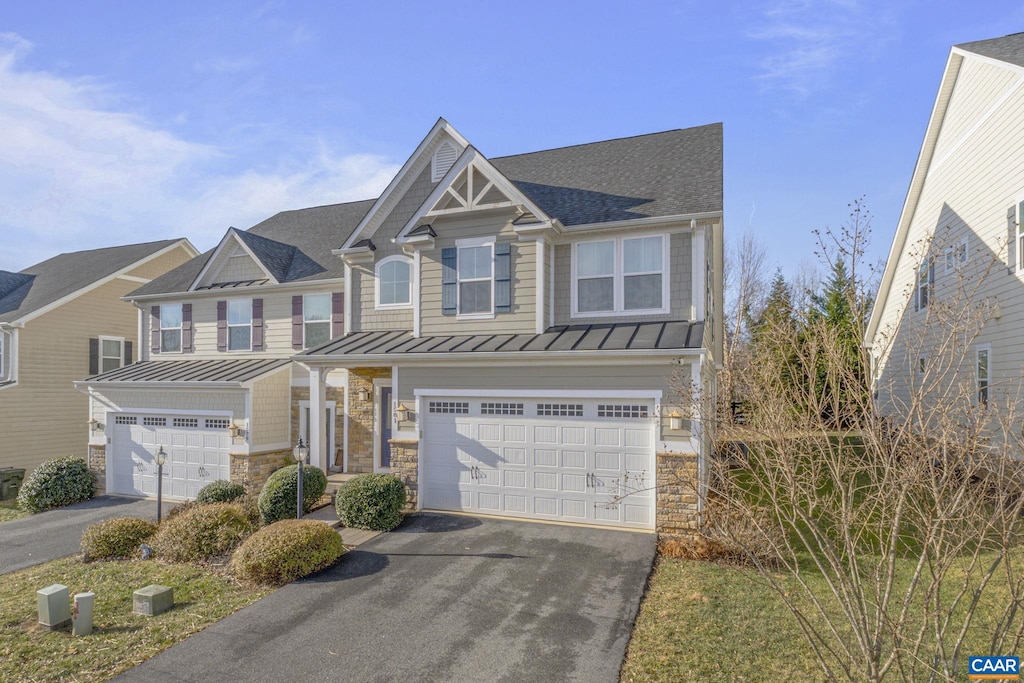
[{"x1": 309, "y1": 366, "x2": 327, "y2": 470}]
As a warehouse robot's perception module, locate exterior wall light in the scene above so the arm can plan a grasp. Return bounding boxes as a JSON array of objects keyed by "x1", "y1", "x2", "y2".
[
  {"x1": 356, "y1": 387, "x2": 370, "y2": 402},
  {"x1": 395, "y1": 403, "x2": 409, "y2": 423},
  {"x1": 668, "y1": 410, "x2": 684, "y2": 431},
  {"x1": 227, "y1": 423, "x2": 240, "y2": 439}
]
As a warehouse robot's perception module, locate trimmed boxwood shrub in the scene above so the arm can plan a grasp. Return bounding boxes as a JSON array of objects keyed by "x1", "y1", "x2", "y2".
[
  {"x1": 335, "y1": 473, "x2": 406, "y2": 531},
  {"x1": 17, "y1": 456, "x2": 95, "y2": 513},
  {"x1": 197, "y1": 480, "x2": 246, "y2": 504},
  {"x1": 150, "y1": 502, "x2": 253, "y2": 562},
  {"x1": 231, "y1": 519, "x2": 345, "y2": 586},
  {"x1": 81, "y1": 517, "x2": 157, "y2": 561},
  {"x1": 257, "y1": 465, "x2": 327, "y2": 525}
]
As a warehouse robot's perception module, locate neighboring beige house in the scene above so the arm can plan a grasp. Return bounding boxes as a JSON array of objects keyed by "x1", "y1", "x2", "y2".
[
  {"x1": 867, "y1": 33, "x2": 1024, "y2": 422},
  {"x1": 77, "y1": 119, "x2": 723, "y2": 536},
  {"x1": 0, "y1": 239, "x2": 198, "y2": 474}
]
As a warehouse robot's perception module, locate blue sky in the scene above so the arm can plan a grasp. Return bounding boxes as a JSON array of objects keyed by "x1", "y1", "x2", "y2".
[{"x1": 2, "y1": 1, "x2": 1023, "y2": 281}]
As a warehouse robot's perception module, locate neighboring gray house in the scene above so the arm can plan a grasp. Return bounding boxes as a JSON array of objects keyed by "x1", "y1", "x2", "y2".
[{"x1": 77, "y1": 119, "x2": 723, "y2": 536}]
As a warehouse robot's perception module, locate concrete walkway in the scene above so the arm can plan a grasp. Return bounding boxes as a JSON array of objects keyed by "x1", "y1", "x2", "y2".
[
  {"x1": 0, "y1": 495, "x2": 172, "y2": 575},
  {"x1": 115, "y1": 513, "x2": 656, "y2": 683}
]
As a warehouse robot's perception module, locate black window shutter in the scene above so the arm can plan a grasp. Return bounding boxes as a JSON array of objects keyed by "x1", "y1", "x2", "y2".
[
  {"x1": 494, "y1": 242, "x2": 511, "y2": 313},
  {"x1": 124, "y1": 341, "x2": 133, "y2": 365},
  {"x1": 89, "y1": 338, "x2": 99, "y2": 375},
  {"x1": 441, "y1": 247, "x2": 457, "y2": 316}
]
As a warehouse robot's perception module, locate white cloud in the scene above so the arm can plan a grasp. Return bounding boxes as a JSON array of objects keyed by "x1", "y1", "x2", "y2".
[{"x1": 0, "y1": 34, "x2": 398, "y2": 271}]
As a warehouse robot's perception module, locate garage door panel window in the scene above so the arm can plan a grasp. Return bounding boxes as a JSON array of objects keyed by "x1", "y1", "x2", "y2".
[
  {"x1": 143, "y1": 417, "x2": 166, "y2": 427},
  {"x1": 481, "y1": 402, "x2": 524, "y2": 416},
  {"x1": 537, "y1": 403, "x2": 584, "y2": 417},
  {"x1": 160, "y1": 304, "x2": 183, "y2": 352},
  {"x1": 597, "y1": 404, "x2": 650, "y2": 418},
  {"x1": 173, "y1": 417, "x2": 199, "y2": 428},
  {"x1": 429, "y1": 401, "x2": 469, "y2": 414},
  {"x1": 114, "y1": 415, "x2": 136, "y2": 425}
]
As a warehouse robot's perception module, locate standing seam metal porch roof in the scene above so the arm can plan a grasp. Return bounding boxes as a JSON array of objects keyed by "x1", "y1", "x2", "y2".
[
  {"x1": 298, "y1": 321, "x2": 704, "y2": 359},
  {"x1": 79, "y1": 358, "x2": 290, "y2": 384}
]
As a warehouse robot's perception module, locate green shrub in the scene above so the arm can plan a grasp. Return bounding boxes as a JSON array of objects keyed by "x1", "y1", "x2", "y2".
[
  {"x1": 151, "y1": 502, "x2": 253, "y2": 562},
  {"x1": 164, "y1": 500, "x2": 197, "y2": 521},
  {"x1": 335, "y1": 473, "x2": 406, "y2": 531},
  {"x1": 257, "y1": 465, "x2": 327, "y2": 525},
  {"x1": 196, "y1": 480, "x2": 246, "y2": 504},
  {"x1": 17, "y1": 457, "x2": 95, "y2": 513},
  {"x1": 236, "y1": 494, "x2": 262, "y2": 527},
  {"x1": 231, "y1": 519, "x2": 345, "y2": 586},
  {"x1": 80, "y1": 517, "x2": 157, "y2": 561}
]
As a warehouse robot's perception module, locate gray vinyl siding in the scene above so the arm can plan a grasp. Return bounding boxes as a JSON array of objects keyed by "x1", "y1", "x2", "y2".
[
  {"x1": 89, "y1": 387, "x2": 246, "y2": 424},
  {"x1": 553, "y1": 228, "x2": 694, "y2": 326},
  {"x1": 141, "y1": 287, "x2": 342, "y2": 359},
  {"x1": 197, "y1": 245, "x2": 266, "y2": 286},
  {"x1": 420, "y1": 212, "x2": 537, "y2": 336},
  {"x1": 873, "y1": 55, "x2": 1024, "y2": 422},
  {"x1": 398, "y1": 362, "x2": 688, "y2": 404}
]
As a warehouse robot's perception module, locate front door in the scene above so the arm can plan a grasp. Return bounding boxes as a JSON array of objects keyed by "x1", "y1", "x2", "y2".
[{"x1": 379, "y1": 386, "x2": 392, "y2": 469}]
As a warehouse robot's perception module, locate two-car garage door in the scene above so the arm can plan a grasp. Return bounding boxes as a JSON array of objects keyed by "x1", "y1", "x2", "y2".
[
  {"x1": 421, "y1": 397, "x2": 656, "y2": 530},
  {"x1": 110, "y1": 414, "x2": 231, "y2": 500}
]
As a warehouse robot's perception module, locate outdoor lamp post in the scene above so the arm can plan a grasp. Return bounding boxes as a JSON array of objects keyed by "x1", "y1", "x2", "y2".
[
  {"x1": 154, "y1": 446, "x2": 167, "y2": 523},
  {"x1": 293, "y1": 438, "x2": 308, "y2": 519}
]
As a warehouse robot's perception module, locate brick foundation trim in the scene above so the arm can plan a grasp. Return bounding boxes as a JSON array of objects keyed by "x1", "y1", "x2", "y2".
[{"x1": 389, "y1": 438, "x2": 419, "y2": 511}]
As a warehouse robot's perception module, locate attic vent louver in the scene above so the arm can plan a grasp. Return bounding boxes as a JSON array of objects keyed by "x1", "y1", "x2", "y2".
[{"x1": 432, "y1": 140, "x2": 458, "y2": 182}]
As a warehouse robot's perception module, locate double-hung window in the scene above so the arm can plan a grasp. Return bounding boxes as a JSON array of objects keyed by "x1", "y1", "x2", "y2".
[
  {"x1": 160, "y1": 304, "x2": 183, "y2": 353},
  {"x1": 916, "y1": 259, "x2": 932, "y2": 311},
  {"x1": 303, "y1": 293, "x2": 332, "y2": 348},
  {"x1": 376, "y1": 256, "x2": 412, "y2": 308},
  {"x1": 944, "y1": 238, "x2": 967, "y2": 273},
  {"x1": 227, "y1": 300, "x2": 252, "y2": 351},
  {"x1": 457, "y1": 239, "x2": 494, "y2": 316},
  {"x1": 99, "y1": 336, "x2": 124, "y2": 373},
  {"x1": 976, "y1": 345, "x2": 990, "y2": 408},
  {"x1": 573, "y1": 234, "x2": 669, "y2": 316}
]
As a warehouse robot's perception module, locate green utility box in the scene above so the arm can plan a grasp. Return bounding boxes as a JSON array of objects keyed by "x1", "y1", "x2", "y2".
[{"x1": 0, "y1": 468, "x2": 25, "y2": 501}]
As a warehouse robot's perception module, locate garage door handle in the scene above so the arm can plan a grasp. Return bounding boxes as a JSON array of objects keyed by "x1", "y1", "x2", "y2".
[
  {"x1": 471, "y1": 465, "x2": 478, "y2": 480},
  {"x1": 587, "y1": 472, "x2": 593, "y2": 488},
  {"x1": 136, "y1": 462, "x2": 145, "y2": 473}
]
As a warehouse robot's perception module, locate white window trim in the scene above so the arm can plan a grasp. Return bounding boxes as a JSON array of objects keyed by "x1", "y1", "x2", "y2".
[
  {"x1": 944, "y1": 237, "x2": 968, "y2": 274},
  {"x1": 303, "y1": 292, "x2": 333, "y2": 349},
  {"x1": 976, "y1": 344, "x2": 991, "y2": 408},
  {"x1": 375, "y1": 254, "x2": 413, "y2": 310},
  {"x1": 226, "y1": 299, "x2": 253, "y2": 352},
  {"x1": 916, "y1": 353, "x2": 926, "y2": 376},
  {"x1": 159, "y1": 303, "x2": 184, "y2": 354},
  {"x1": 456, "y1": 236, "x2": 495, "y2": 320},
  {"x1": 1017, "y1": 198, "x2": 1024, "y2": 275},
  {"x1": 916, "y1": 259, "x2": 932, "y2": 311},
  {"x1": 0, "y1": 328, "x2": 17, "y2": 389},
  {"x1": 570, "y1": 233, "x2": 671, "y2": 318},
  {"x1": 98, "y1": 335, "x2": 125, "y2": 373}
]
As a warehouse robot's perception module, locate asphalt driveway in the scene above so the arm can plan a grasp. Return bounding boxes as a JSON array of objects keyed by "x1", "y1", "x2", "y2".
[
  {"x1": 116, "y1": 512, "x2": 656, "y2": 683},
  {"x1": 0, "y1": 495, "x2": 169, "y2": 575}
]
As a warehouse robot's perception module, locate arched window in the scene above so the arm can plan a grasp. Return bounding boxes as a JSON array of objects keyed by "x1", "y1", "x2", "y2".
[{"x1": 376, "y1": 255, "x2": 412, "y2": 308}]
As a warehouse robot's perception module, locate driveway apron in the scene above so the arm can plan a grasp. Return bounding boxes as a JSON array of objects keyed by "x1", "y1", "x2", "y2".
[
  {"x1": 0, "y1": 495, "x2": 167, "y2": 575},
  {"x1": 115, "y1": 512, "x2": 656, "y2": 683}
]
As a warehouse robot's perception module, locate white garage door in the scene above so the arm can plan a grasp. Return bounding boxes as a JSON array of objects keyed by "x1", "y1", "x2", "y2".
[
  {"x1": 110, "y1": 414, "x2": 232, "y2": 500},
  {"x1": 421, "y1": 398, "x2": 656, "y2": 530}
]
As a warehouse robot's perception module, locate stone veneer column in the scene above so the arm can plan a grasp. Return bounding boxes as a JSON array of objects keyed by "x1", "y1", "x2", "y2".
[
  {"x1": 656, "y1": 451, "x2": 700, "y2": 538},
  {"x1": 88, "y1": 445, "x2": 106, "y2": 495},
  {"x1": 346, "y1": 368, "x2": 392, "y2": 473},
  {"x1": 230, "y1": 450, "x2": 293, "y2": 495},
  {"x1": 388, "y1": 439, "x2": 419, "y2": 511}
]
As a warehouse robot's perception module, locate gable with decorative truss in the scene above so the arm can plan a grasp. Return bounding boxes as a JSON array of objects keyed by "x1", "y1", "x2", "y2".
[{"x1": 428, "y1": 161, "x2": 517, "y2": 215}]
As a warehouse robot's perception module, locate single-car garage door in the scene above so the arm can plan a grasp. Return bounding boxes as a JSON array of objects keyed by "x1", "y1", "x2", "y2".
[
  {"x1": 110, "y1": 414, "x2": 231, "y2": 500},
  {"x1": 421, "y1": 397, "x2": 656, "y2": 530}
]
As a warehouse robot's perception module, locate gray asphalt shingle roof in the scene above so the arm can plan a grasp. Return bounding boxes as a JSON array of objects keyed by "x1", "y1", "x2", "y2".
[
  {"x1": 130, "y1": 122, "x2": 722, "y2": 296},
  {"x1": 0, "y1": 240, "x2": 184, "y2": 323},
  {"x1": 81, "y1": 358, "x2": 290, "y2": 383},
  {"x1": 958, "y1": 32, "x2": 1024, "y2": 68},
  {"x1": 299, "y1": 321, "x2": 704, "y2": 359}
]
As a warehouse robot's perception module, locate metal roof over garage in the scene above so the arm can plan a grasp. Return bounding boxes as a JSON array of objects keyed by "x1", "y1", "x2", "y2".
[
  {"x1": 79, "y1": 358, "x2": 290, "y2": 385},
  {"x1": 299, "y1": 321, "x2": 703, "y2": 360}
]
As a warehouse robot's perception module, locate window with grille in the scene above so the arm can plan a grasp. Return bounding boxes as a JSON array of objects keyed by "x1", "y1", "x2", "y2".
[
  {"x1": 597, "y1": 404, "x2": 649, "y2": 418},
  {"x1": 428, "y1": 401, "x2": 469, "y2": 414},
  {"x1": 481, "y1": 402, "x2": 524, "y2": 415},
  {"x1": 173, "y1": 417, "x2": 199, "y2": 428},
  {"x1": 114, "y1": 415, "x2": 137, "y2": 425},
  {"x1": 536, "y1": 403, "x2": 584, "y2": 417},
  {"x1": 142, "y1": 417, "x2": 166, "y2": 426},
  {"x1": 205, "y1": 418, "x2": 230, "y2": 429}
]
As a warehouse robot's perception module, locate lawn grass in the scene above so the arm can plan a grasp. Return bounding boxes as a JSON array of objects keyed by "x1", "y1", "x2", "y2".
[
  {"x1": 0, "y1": 500, "x2": 29, "y2": 524},
  {"x1": 621, "y1": 558, "x2": 824, "y2": 682},
  {"x1": 0, "y1": 556, "x2": 269, "y2": 682}
]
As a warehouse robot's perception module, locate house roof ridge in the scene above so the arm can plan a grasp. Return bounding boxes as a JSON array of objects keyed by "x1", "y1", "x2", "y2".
[{"x1": 489, "y1": 124, "x2": 722, "y2": 162}]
